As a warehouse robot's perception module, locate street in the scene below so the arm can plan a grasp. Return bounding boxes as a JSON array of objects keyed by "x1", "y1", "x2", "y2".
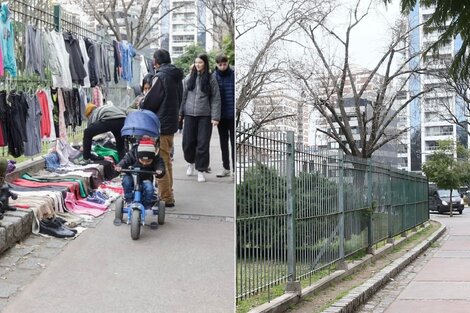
[{"x1": 0, "y1": 130, "x2": 235, "y2": 313}]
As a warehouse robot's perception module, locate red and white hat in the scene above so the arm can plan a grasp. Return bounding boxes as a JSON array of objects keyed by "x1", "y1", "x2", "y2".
[{"x1": 137, "y1": 141, "x2": 155, "y2": 160}]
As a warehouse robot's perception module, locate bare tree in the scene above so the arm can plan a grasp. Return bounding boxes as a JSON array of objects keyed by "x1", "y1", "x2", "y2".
[
  {"x1": 80, "y1": 0, "x2": 184, "y2": 50},
  {"x1": 424, "y1": 65, "x2": 470, "y2": 139},
  {"x1": 236, "y1": 0, "x2": 334, "y2": 133},
  {"x1": 292, "y1": 1, "x2": 430, "y2": 159},
  {"x1": 198, "y1": 0, "x2": 234, "y2": 50}
]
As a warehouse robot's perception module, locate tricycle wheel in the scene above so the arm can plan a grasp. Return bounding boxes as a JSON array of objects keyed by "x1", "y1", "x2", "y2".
[
  {"x1": 158, "y1": 201, "x2": 165, "y2": 225},
  {"x1": 113, "y1": 197, "x2": 124, "y2": 226},
  {"x1": 131, "y1": 209, "x2": 141, "y2": 240}
]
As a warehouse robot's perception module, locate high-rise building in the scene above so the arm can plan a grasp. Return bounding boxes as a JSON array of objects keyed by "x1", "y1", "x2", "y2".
[
  {"x1": 397, "y1": 3, "x2": 466, "y2": 172},
  {"x1": 162, "y1": 0, "x2": 216, "y2": 58}
]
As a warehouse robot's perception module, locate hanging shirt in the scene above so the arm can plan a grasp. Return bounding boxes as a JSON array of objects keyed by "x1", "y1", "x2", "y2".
[
  {"x1": 24, "y1": 93, "x2": 42, "y2": 156},
  {"x1": 78, "y1": 37, "x2": 91, "y2": 88},
  {"x1": 36, "y1": 89, "x2": 52, "y2": 138},
  {"x1": 50, "y1": 31, "x2": 72, "y2": 89},
  {"x1": 0, "y1": 3, "x2": 17, "y2": 77},
  {"x1": 119, "y1": 40, "x2": 136, "y2": 82}
]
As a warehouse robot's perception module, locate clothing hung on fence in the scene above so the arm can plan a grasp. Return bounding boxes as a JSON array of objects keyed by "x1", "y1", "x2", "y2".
[
  {"x1": 25, "y1": 25, "x2": 44, "y2": 79},
  {"x1": 63, "y1": 32, "x2": 87, "y2": 86},
  {"x1": 24, "y1": 93, "x2": 42, "y2": 156},
  {"x1": 0, "y1": 3, "x2": 16, "y2": 77}
]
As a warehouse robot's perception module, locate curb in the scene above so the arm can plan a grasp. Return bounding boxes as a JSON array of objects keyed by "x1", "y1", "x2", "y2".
[{"x1": 248, "y1": 222, "x2": 445, "y2": 313}]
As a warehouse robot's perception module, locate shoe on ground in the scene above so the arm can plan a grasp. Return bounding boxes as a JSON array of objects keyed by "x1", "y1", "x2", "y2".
[
  {"x1": 165, "y1": 202, "x2": 175, "y2": 208},
  {"x1": 197, "y1": 171, "x2": 206, "y2": 182},
  {"x1": 186, "y1": 163, "x2": 195, "y2": 176},
  {"x1": 205, "y1": 166, "x2": 211, "y2": 173},
  {"x1": 216, "y1": 169, "x2": 231, "y2": 177}
]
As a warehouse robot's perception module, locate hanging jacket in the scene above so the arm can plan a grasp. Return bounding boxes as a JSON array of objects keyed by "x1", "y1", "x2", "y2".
[
  {"x1": 84, "y1": 38, "x2": 99, "y2": 87},
  {"x1": 141, "y1": 63, "x2": 184, "y2": 135},
  {"x1": 78, "y1": 38, "x2": 91, "y2": 88},
  {"x1": 0, "y1": 3, "x2": 16, "y2": 77},
  {"x1": 113, "y1": 40, "x2": 122, "y2": 84},
  {"x1": 63, "y1": 32, "x2": 87, "y2": 86}
]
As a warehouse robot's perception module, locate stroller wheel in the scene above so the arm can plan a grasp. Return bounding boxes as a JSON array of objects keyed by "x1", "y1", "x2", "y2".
[{"x1": 158, "y1": 201, "x2": 165, "y2": 225}]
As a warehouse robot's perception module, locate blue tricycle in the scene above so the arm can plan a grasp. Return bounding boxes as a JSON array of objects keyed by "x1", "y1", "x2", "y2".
[{"x1": 112, "y1": 109, "x2": 166, "y2": 240}]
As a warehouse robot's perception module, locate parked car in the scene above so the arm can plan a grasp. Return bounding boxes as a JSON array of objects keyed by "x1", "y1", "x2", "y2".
[{"x1": 429, "y1": 189, "x2": 464, "y2": 214}]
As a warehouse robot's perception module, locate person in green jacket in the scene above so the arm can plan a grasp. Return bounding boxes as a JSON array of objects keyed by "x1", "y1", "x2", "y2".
[{"x1": 82, "y1": 103, "x2": 127, "y2": 162}]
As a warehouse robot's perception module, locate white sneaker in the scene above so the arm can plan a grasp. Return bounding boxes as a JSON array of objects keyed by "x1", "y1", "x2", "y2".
[
  {"x1": 197, "y1": 171, "x2": 206, "y2": 182},
  {"x1": 186, "y1": 163, "x2": 195, "y2": 176},
  {"x1": 216, "y1": 169, "x2": 231, "y2": 177}
]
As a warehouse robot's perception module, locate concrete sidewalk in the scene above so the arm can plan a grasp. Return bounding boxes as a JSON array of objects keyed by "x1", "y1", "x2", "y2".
[
  {"x1": 383, "y1": 213, "x2": 470, "y2": 313},
  {"x1": 0, "y1": 128, "x2": 235, "y2": 313}
]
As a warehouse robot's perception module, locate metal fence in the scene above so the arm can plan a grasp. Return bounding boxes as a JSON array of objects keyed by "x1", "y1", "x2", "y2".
[{"x1": 236, "y1": 125, "x2": 429, "y2": 301}]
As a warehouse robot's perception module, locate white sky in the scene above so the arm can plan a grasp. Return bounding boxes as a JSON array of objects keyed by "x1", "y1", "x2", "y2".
[{"x1": 341, "y1": 0, "x2": 402, "y2": 69}]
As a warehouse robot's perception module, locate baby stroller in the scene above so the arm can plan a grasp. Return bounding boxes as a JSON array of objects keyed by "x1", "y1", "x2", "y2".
[{"x1": 113, "y1": 109, "x2": 165, "y2": 240}]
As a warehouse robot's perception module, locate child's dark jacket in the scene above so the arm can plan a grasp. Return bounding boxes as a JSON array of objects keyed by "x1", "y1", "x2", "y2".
[{"x1": 117, "y1": 146, "x2": 165, "y2": 182}]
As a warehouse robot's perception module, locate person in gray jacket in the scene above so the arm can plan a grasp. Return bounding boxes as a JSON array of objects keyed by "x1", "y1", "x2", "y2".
[
  {"x1": 82, "y1": 103, "x2": 127, "y2": 162},
  {"x1": 180, "y1": 53, "x2": 221, "y2": 182}
]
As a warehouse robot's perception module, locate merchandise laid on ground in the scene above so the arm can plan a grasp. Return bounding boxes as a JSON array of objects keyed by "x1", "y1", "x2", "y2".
[{"x1": 6, "y1": 144, "x2": 124, "y2": 239}]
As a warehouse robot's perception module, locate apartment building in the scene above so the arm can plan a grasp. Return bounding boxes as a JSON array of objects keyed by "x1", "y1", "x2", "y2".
[
  {"x1": 396, "y1": 3, "x2": 466, "y2": 172},
  {"x1": 252, "y1": 93, "x2": 310, "y2": 146}
]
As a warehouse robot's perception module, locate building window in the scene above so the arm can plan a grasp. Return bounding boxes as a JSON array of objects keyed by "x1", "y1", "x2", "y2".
[
  {"x1": 425, "y1": 125, "x2": 453, "y2": 136},
  {"x1": 172, "y1": 46, "x2": 184, "y2": 54}
]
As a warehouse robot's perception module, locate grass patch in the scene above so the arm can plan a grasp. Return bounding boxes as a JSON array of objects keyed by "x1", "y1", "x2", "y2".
[
  {"x1": 236, "y1": 284, "x2": 285, "y2": 313},
  {"x1": 237, "y1": 221, "x2": 441, "y2": 313}
]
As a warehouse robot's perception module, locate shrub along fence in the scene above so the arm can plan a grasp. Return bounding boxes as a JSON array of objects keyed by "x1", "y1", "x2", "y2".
[{"x1": 236, "y1": 125, "x2": 429, "y2": 302}]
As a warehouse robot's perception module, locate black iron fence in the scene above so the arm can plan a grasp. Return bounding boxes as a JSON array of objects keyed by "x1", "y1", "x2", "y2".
[{"x1": 236, "y1": 124, "x2": 429, "y2": 301}]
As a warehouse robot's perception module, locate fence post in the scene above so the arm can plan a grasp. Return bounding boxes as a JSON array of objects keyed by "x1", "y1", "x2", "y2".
[
  {"x1": 367, "y1": 158, "x2": 374, "y2": 254},
  {"x1": 338, "y1": 150, "x2": 346, "y2": 269},
  {"x1": 53, "y1": 4, "x2": 62, "y2": 32},
  {"x1": 285, "y1": 131, "x2": 300, "y2": 294},
  {"x1": 387, "y1": 167, "x2": 393, "y2": 243}
]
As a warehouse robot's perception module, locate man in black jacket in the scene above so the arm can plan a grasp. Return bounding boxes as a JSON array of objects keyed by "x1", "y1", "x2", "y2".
[{"x1": 141, "y1": 49, "x2": 184, "y2": 208}]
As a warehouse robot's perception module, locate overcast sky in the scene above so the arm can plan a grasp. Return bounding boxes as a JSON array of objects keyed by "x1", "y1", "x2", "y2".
[{"x1": 335, "y1": 0, "x2": 402, "y2": 69}]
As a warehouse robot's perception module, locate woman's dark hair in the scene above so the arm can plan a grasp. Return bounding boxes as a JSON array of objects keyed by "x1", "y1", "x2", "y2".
[
  {"x1": 187, "y1": 53, "x2": 211, "y2": 95},
  {"x1": 141, "y1": 73, "x2": 154, "y2": 92}
]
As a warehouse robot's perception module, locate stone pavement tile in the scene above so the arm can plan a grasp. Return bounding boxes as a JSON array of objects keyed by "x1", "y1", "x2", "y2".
[
  {"x1": 17, "y1": 257, "x2": 48, "y2": 270},
  {"x1": 384, "y1": 299, "x2": 470, "y2": 313},
  {"x1": 414, "y1": 258, "x2": 470, "y2": 281},
  {"x1": 0, "y1": 298, "x2": 7, "y2": 310},
  {"x1": 0, "y1": 255, "x2": 21, "y2": 268},
  {"x1": 0, "y1": 282, "x2": 20, "y2": 298},
  {"x1": 2, "y1": 269, "x2": 37, "y2": 286},
  {"x1": 31, "y1": 247, "x2": 61, "y2": 259},
  {"x1": 398, "y1": 281, "x2": 470, "y2": 300}
]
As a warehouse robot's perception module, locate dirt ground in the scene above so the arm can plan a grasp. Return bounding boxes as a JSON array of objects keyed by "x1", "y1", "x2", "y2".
[{"x1": 287, "y1": 221, "x2": 439, "y2": 313}]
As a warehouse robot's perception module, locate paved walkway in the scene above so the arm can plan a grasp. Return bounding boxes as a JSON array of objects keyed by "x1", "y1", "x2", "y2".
[
  {"x1": 0, "y1": 129, "x2": 235, "y2": 313},
  {"x1": 358, "y1": 211, "x2": 470, "y2": 313}
]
